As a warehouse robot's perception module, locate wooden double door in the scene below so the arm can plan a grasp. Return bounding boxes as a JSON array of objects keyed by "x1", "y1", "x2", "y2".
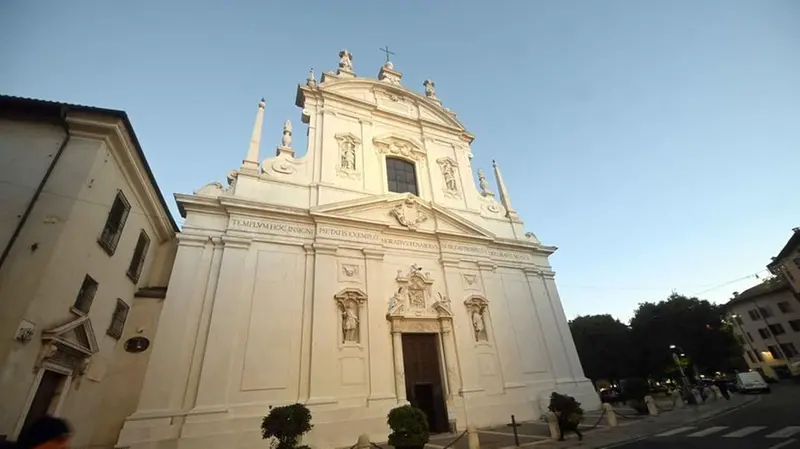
[{"x1": 401, "y1": 333, "x2": 449, "y2": 433}]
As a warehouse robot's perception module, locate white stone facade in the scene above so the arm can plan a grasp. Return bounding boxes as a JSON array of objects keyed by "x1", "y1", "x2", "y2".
[
  {"x1": 0, "y1": 97, "x2": 177, "y2": 447},
  {"x1": 118, "y1": 54, "x2": 598, "y2": 449}
]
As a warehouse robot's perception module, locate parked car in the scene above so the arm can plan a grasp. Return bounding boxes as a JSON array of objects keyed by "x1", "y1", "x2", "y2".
[{"x1": 735, "y1": 371, "x2": 771, "y2": 394}]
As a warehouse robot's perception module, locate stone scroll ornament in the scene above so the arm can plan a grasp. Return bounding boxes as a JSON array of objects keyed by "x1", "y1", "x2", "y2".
[{"x1": 389, "y1": 198, "x2": 428, "y2": 230}]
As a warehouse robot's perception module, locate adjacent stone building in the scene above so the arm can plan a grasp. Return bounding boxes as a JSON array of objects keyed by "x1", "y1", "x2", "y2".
[
  {"x1": 117, "y1": 52, "x2": 598, "y2": 449},
  {"x1": 0, "y1": 96, "x2": 178, "y2": 447}
]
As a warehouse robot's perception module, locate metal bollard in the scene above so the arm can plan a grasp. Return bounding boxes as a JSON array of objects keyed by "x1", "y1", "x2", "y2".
[
  {"x1": 545, "y1": 412, "x2": 560, "y2": 440},
  {"x1": 467, "y1": 424, "x2": 480, "y2": 449},
  {"x1": 357, "y1": 434, "x2": 370, "y2": 449},
  {"x1": 602, "y1": 403, "x2": 617, "y2": 427}
]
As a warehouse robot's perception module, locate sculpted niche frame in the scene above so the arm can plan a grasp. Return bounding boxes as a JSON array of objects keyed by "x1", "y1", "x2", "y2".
[{"x1": 335, "y1": 288, "x2": 367, "y2": 347}]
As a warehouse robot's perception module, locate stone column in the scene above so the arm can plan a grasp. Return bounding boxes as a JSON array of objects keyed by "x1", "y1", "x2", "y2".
[
  {"x1": 307, "y1": 243, "x2": 339, "y2": 405},
  {"x1": 391, "y1": 325, "x2": 407, "y2": 404},
  {"x1": 439, "y1": 320, "x2": 462, "y2": 401},
  {"x1": 192, "y1": 236, "x2": 251, "y2": 409},
  {"x1": 364, "y1": 249, "x2": 395, "y2": 405}
]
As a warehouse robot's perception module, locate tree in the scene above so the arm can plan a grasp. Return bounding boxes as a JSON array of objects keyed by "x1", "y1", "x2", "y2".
[
  {"x1": 629, "y1": 293, "x2": 740, "y2": 379},
  {"x1": 569, "y1": 314, "x2": 634, "y2": 383}
]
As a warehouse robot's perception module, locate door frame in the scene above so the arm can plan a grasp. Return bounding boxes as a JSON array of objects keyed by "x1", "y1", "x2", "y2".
[{"x1": 12, "y1": 362, "x2": 73, "y2": 439}]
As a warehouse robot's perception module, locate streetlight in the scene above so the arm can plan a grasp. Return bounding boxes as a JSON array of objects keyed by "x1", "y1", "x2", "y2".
[{"x1": 669, "y1": 344, "x2": 697, "y2": 405}]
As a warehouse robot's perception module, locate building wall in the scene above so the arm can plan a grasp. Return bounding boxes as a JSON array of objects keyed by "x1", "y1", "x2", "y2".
[
  {"x1": 0, "y1": 115, "x2": 176, "y2": 448},
  {"x1": 729, "y1": 290, "x2": 800, "y2": 377}
]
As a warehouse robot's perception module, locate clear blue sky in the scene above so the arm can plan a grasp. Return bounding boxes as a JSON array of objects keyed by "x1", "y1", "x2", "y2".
[{"x1": 2, "y1": 1, "x2": 798, "y2": 322}]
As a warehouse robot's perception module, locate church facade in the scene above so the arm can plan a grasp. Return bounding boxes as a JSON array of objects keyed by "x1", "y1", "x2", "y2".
[{"x1": 118, "y1": 51, "x2": 598, "y2": 449}]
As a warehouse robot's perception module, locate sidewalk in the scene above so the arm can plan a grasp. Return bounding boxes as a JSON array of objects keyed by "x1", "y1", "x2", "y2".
[{"x1": 415, "y1": 394, "x2": 759, "y2": 449}]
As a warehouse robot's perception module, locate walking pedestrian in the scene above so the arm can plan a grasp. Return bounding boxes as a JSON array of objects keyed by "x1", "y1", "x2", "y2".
[
  {"x1": 555, "y1": 411, "x2": 583, "y2": 441},
  {"x1": 16, "y1": 416, "x2": 71, "y2": 449}
]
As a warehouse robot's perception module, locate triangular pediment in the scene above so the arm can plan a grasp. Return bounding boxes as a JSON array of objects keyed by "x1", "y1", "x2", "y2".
[
  {"x1": 42, "y1": 315, "x2": 99, "y2": 356},
  {"x1": 310, "y1": 193, "x2": 495, "y2": 241}
]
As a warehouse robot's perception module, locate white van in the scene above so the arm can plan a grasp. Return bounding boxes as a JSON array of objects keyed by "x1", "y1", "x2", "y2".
[{"x1": 735, "y1": 371, "x2": 771, "y2": 393}]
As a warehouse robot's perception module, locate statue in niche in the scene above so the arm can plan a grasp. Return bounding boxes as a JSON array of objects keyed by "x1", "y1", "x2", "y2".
[
  {"x1": 341, "y1": 140, "x2": 356, "y2": 170},
  {"x1": 341, "y1": 301, "x2": 360, "y2": 343},
  {"x1": 443, "y1": 163, "x2": 457, "y2": 192},
  {"x1": 471, "y1": 309, "x2": 488, "y2": 342},
  {"x1": 339, "y1": 49, "x2": 353, "y2": 71},
  {"x1": 477, "y1": 168, "x2": 493, "y2": 196}
]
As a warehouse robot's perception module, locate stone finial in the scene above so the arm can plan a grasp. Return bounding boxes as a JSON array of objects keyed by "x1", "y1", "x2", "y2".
[
  {"x1": 338, "y1": 50, "x2": 355, "y2": 77},
  {"x1": 306, "y1": 68, "x2": 317, "y2": 87},
  {"x1": 276, "y1": 120, "x2": 294, "y2": 157},
  {"x1": 477, "y1": 168, "x2": 494, "y2": 197},
  {"x1": 492, "y1": 159, "x2": 520, "y2": 221},
  {"x1": 423, "y1": 79, "x2": 438, "y2": 100},
  {"x1": 241, "y1": 98, "x2": 266, "y2": 172}
]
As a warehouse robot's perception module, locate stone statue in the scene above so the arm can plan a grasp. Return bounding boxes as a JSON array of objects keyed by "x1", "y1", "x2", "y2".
[
  {"x1": 443, "y1": 163, "x2": 457, "y2": 192},
  {"x1": 388, "y1": 286, "x2": 408, "y2": 314},
  {"x1": 280, "y1": 120, "x2": 292, "y2": 148},
  {"x1": 423, "y1": 79, "x2": 437, "y2": 99},
  {"x1": 341, "y1": 140, "x2": 356, "y2": 170},
  {"x1": 339, "y1": 50, "x2": 353, "y2": 71},
  {"x1": 472, "y1": 309, "x2": 487, "y2": 341},
  {"x1": 306, "y1": 68, "x2": 317, "y2": 88},
  {"x1": 477, "y1": 168, "x2": 493, "y2": 196},
  {"x1": 342, "y1": 302, "x2": 359, "y2": 343}
]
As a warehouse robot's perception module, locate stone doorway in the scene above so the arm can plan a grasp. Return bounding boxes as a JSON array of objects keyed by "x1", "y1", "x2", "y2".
[
  {"x1": 401, "y1": 333, "x2": 449, "y2": 433},
  {"x1": 20, "y1": 369, "x2": 68, "y2": 435}
]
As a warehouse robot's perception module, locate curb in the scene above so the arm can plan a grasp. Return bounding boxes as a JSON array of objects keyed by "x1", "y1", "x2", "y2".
[{"x1": 594, "y1": 395, "x2": 760, "y2": 448}]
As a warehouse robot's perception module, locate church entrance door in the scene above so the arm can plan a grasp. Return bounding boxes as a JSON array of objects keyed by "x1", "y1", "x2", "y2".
[{"x1": 401, "y1": 333, "x2": 449, "y2": 433}]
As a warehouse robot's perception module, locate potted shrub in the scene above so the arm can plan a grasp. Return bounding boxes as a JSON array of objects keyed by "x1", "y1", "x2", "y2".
[
  {"x1": 261, "y1": 403, "x2": 313, "y2": 449},
  {"x1": 622, "y1": 378, "x2": 649, "y2": 414},
  {"x1": 387, "y1": 405, "x2": 429, "y2": 449},
  {"x1": 547, "y1": 392, "x2": 584, "y2": 440}
]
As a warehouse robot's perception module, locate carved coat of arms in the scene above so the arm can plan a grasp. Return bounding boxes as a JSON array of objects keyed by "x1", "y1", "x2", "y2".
[{"x1": 390, "y1": 198, "x2": 428, "y2": 230}]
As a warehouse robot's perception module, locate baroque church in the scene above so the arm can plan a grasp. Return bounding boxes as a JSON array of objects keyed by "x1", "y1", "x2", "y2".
[{"x1": 117, "y1": 50, "x2": 599, "y2": 449}]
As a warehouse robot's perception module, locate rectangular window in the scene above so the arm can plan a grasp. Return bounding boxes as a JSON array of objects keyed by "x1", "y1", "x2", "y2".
[
  {"x1": 767, "y1": 345, "x2": 783, "y2": 359},
  {"x1": 768, "y1": 323, "x2": 786, "y2": 335},
  {"x1": 787, "y1": 270, "x2": 796, "y2": 282},
  {"x1": 758, "y1": 306, "x2": 773, "y2": 318},
  {"x1": 746, "y1": 351, "x2": 755, "y2": 363},
  {"x1": 747, "y1": 332, "x2": 754, "y2": 342},
  {"x1": 106, "y1": 299, "x2": 130, "y2": 339},
  {"x1": 758, "y1": 328, "x2": 771, "y2": 339},
  {"x1": 789, "y1": 319, "x2": 800, "y2": 332},
  {"x1": 780, "y1": 342, "x2": 799, "y2": 358},
  {"x1": 73, "y1": 275, "x2": 98, "y2": 314},
  {"x1": 126, "y1": 230, "x2": 151, "y2": 283},
  {"x1": 778, "y1": 301, "x2": 793, "y2": 313},
  {"x1": 98, "y1": 190, "x2": 131, "y2": 255},
  {"x1": 385, "y1": 158, "x2": 418, "y2": 195},
  {"x1": 755, "y1": 350, "x2": 763, "y2": 361},
  {"x1": 748, "y1": 309, "x2": 761, "y2": 321}
]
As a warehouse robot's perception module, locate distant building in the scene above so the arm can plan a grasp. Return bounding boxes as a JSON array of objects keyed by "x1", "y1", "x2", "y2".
[
  {"x1": 0, "y1": 96, "x2": 178, "y2": 448},
  {"x1": 767, "y1": 227, "x2": 800, "y2": 295},
  {"x1": 726, "y1": 276, "x2": 800, "y2": 379}
]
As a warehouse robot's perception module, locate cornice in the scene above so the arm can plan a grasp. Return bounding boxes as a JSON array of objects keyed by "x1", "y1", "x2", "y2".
[
  {"x1": 176, "y1": 233, "x2": 210, "y2": 248},
  {"x1": 313, "y1": 242, "x2": 339, "y2": 255},
  {"x1": 221, "y1": 235, "x2": 251, "y2": 249},
  {"x1": 362, "y1": 248, "x2": 385, "y2": 261}
]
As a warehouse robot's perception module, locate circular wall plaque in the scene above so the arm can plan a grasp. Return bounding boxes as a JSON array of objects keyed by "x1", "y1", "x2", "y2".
[{"x1": 124, "y1": 336, "x2": 150, "y2": 353}]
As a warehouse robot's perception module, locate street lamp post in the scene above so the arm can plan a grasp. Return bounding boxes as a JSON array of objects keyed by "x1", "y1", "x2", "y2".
[{"x1": 669, "y1": 344, "x2": 697, "y2": 405}]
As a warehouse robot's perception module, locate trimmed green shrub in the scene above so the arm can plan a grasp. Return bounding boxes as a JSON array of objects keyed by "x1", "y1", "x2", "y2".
[
  {"x1": 261, "y1": 403, "x2": 313, "y2": 449},
  {"x1": 387, "y1": 405, "x2": 429, "y2": 449}
]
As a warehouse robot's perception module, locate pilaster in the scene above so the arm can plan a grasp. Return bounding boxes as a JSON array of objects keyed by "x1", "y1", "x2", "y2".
[
  {"x1": 132, "y1": 234, "x2": 212, "y2": 413},
  {"x1": 307, "y1": 243, "x2": 339, "y2": 405},
  {"x1": 363, "y1": 249, "x2": 395, "y2": 404},
  {"x1": 522, "y1": 268, "x2": 571, "y2": 383},
  {"x1": 539, "y1": 270, "x2": 586, "y2": 382},
  {"x1": 192, "y1": 236, "x2": 252, "y2": 409},
  {"x1": 297, "y1": 244, "x2": 316, "y2": 402}
]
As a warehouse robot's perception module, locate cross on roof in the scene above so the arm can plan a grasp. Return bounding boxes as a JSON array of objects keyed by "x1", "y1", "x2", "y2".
[{"x1": 379, "y1": 46, "x2": 395, "y2": 63}]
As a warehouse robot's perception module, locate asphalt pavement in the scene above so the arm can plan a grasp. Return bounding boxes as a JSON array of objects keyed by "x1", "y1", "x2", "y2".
[{"x1": 604, "y1": 383, "x2": 800, "y2": 449}]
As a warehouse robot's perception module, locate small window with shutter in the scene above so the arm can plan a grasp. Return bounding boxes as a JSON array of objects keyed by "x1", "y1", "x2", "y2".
[
  {"x1": 126, "y1": 230, "x2": 150, "y2": 283},
  {"x1": 73, "y1": 275, "x2": 98, "y2": 314},
  {"x1": 98, "y1": 191, "x2": 131, "y2": 255},
  {"x1": 107, "y1": 299, "x2": 129, "y2": 339}
]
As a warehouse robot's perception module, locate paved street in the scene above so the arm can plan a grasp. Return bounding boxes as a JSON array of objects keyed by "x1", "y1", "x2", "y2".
[{"x1": 605, "y1": 383, "x2": 800, "y2": 449}]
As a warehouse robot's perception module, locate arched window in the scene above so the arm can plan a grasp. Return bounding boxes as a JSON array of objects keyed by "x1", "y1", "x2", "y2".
[{"x1": 386, "y1": 157, "x2": 418, "y2": 195}]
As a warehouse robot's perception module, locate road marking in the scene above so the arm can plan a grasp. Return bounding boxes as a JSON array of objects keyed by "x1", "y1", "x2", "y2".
[
  {"x1": 723, "y1": 426, "x2": 767, "y2": 438},
  {"x1": 655, "y1": 426, "x2": 695, "y2": 437},
  {"x1": 687, "y1": 426, "x2": 729, "y2": 437},
  {"x1": 765, "y1": 438, "x2": 796, "y2": 449},
  {"x1": 766, "y1": 427, "x2": 800, "y2": 438}
]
